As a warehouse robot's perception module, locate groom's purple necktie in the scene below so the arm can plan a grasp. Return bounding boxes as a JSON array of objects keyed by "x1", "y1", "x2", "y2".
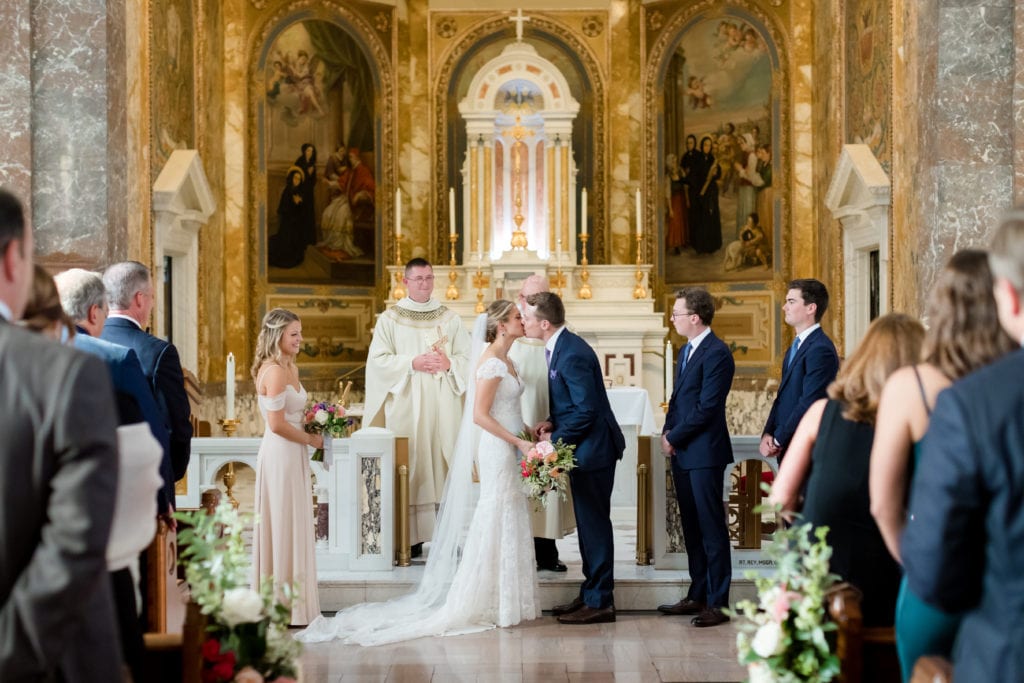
[{"x1": 545, "y1": 348, "x2": 552, "y2": 366}]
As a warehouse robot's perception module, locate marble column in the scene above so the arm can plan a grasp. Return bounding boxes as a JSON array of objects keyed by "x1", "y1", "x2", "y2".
[
  {"x1": 29, "y1": 0, "x2": 127, "y2": 262},
  {"x1": 0, "y1": 1, "x2": 33, "y2": 207}
]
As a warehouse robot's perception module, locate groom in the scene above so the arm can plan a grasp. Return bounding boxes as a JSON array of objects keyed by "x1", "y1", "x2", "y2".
[{"x1": 523, "y1": 292, "x2": 625, "y2": 624}]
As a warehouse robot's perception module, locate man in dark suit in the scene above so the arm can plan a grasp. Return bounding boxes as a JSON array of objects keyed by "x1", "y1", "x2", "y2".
[
  {"x1": 101, "y1": 260, "x2": 193, "y2": 481},
  {"x1": 0, "y1": 188, "x2": 123, "y2": 681},
  {"x1": 657, "y1": 287, "x2": 736, "y2": 627},
  {"x1": 760, "y1": 279, "x2": 839, "y2": 461},
  {"x1": 524, "y1": 292, "x2": 625, "y2": 625},
  {"x1": 903, "y1": 214, "x2": 1024, "y2": 681}
]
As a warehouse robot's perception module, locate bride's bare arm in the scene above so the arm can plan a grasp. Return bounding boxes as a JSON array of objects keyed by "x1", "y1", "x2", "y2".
[{"x1": 473, "y1": 376, "x2": 533, "y2": 456}]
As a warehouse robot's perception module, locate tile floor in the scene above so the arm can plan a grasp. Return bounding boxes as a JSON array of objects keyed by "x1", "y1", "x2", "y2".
[{"x1": 296, "y1": 611, "x2": 746, "y2": 682}]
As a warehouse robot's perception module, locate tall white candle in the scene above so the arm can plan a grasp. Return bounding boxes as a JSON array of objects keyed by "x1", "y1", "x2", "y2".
[
  {"x1": 395, "y1": 188, "x2": 402, "y2": 237},
  {"x1": 226, "y1": 352, "x2": 236, "y2": 420},
  {"x1": 449, "y1": 187, "x2": 456, "y2": 236},
  {"x1": 478, "y1": 236, "x2": 483, "y2": 262},
  {"x1": 636, "y1": 188, "x2": 643, "y2": 236},
  {"x1": 580, "y1": 187, "x2": 588, "y2": 237},
  {"x1": 664, "y1": 339, "x2": 673, "y2": 403}
]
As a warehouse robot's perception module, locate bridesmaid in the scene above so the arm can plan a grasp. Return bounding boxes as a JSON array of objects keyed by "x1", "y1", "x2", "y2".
[
  {"x1": 250, "y1": 308, "x2": 323, "y2": 625},
  {"x1": 869, "y1": 250, "x2": 1015, "y2": 680}
]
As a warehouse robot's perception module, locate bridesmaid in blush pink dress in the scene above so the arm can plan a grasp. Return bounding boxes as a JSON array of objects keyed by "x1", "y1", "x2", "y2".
[{"x1": 250, "y1": 308, "x2": 323, "y2": 625}]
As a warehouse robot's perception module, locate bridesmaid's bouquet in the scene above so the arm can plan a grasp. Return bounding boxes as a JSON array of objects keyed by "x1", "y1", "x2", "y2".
[
  {"x1": 519, "y1": 435, "x2": 577, "y2": 508},
  {"x1": 303, "y1": 401, "x2": 352, "y2": 464}
]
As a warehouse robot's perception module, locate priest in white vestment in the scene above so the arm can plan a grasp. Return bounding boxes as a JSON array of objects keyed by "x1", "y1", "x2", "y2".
[
  {"x1": 510, "y1": 275, "x2": 576, "y2": 571},
  {"x1": 365, "y1": 258, "x2": 471, "y2": 549}
]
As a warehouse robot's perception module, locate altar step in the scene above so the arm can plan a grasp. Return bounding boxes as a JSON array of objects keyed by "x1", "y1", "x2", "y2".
[{"x1": 317, "y1": 559, "x2": 759, "y2": 612}]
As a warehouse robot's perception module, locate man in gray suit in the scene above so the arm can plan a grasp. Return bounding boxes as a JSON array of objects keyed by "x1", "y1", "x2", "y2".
[{"x1": 0, "y1": 188, "x2": 123, "y2": 681}]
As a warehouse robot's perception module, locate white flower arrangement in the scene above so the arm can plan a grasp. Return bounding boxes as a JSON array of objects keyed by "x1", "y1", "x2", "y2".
[{"x1": 731, "y1": 515, "x2": 841, "y2": 683}]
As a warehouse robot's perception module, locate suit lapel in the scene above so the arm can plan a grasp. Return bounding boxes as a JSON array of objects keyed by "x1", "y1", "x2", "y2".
[
  {"x1": 778, "y1": 328, "x2": 819, "y2": 392},
  {"x1": 548, "y1": 329, "x2": 569, "y2": 372}
]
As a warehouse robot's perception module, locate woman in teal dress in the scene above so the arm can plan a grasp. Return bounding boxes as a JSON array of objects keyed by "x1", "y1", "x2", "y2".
[{"x1": 869, "y1": 250, "x2": 1017, "y2": 680}]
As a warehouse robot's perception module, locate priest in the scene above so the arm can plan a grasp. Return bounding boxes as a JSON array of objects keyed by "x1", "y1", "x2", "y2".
[{"x1": 365, "y1": 258, "x2": 471, "y2": 555}]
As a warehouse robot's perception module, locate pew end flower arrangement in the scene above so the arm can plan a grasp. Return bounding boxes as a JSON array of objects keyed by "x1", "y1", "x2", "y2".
[
  {"x1": 176, "y1": 503, "x2": 301, "y2": 683},
  {"x1": 518, "y1": 433, "x2": 577, "y2": 508},
  {"x1": 303, "y1": 401, "x2": 353, "y2": 463},
  {"x1": 730, "y1": 499, "x2": 841, "y2": 683}
]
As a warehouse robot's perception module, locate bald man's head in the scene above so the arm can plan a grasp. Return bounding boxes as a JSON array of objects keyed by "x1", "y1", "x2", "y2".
[{"x1": 518, "y1": 275, "x2": 550, "y2": 305}]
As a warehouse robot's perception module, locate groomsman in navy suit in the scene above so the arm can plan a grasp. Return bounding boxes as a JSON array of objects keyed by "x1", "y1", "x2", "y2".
[
  {"x1": 657, "y1": 287, "x2": 736, "y2": 627},
  {"x1": 760, "y1": 279, "x2": 839, "y2": 461},
  {"x1": 903, "y1": 214, "x2": 1024, "y2": 681},
  {"x1": 523, "y1": 292, "x2": 625, "y2": 625}
]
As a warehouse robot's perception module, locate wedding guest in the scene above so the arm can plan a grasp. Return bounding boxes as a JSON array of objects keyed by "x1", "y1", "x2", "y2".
[
  {"x1": 250, "y1": 308, "x2": 322, "y2": 625},
  {"x1": 903, "y1": 212, "x2": 1024, "y2": 681},
  {"x1": 769, "y1": 313, "x2": 924, "y2": 626},
  {"x1": 870, "y1": 250, "x2": 1015, "y2": 680},
  {"x1": 0, "y1": 187, "x2": 123, "y2": 681},
  {"x1": 20, "y1": 264, "x2": 75, "y2": 342}
]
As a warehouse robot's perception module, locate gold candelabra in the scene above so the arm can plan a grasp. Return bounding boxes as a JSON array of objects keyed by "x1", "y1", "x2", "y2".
[
  {"x1": 471, "y1": 261, "x2": 490, "y2": 313},
  {"x1": 578, "y1": 233, "x2": 593, "y2": 299},
  {"x1": 551, "y1": 240, "x2": 567, "y2": 296},
  {"x1": 391, "y1": 234, "x2": 406, "y2": 300},
  {"x1": 338, "y1": 380, "x2": 353, "y2": 408},
  {"x1": 446, "y1": 233, "x2": 460, "y2": 300},
  {"x1": 633, "y1": 232, "x2": 648, "y2": 299}
]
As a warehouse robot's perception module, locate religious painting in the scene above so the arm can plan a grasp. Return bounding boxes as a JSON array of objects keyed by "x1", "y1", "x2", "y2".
[
  {"x1": 845, "y1": 0, "x2": 891, "y2": 171},
  {"x1": 661, "y1": 15, "x2": 775, "y2": 285},
  {"x1": 150, "y1": 0, "x2": 195, "y2": 178},
  {"x1": 264, "y1": 20, "x2": 376, "y2": 286}
]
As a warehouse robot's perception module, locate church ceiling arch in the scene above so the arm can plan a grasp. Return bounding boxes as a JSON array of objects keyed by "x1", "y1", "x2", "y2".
[
  {"x1": 432, "y1": 13, "x2": 608, "y2": 263},
  {"x1": 644, "y1": 1, "x2": 789, "y2": 374},
  {"x1": 245, "y1": 2, "x2": 395, "y2": 377}
]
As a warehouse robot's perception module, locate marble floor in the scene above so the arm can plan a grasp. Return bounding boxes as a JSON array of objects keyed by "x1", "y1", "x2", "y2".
[{"x1": 295, "y1": 612, "x2": 746, "y2": 682}]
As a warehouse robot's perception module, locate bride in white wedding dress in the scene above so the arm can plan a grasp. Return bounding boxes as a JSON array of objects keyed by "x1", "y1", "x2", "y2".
[{"x1": 296, "y1": 300, "x2": 539, "y2": 645}]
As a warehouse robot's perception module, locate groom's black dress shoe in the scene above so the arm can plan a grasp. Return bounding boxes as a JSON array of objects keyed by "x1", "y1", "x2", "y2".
[
  {"x1": 691, "y1": 607, "x2": 730, "y2": 627},
  {"x1": 537, "y1": 560, "x2": 568, "y2": 572},
  {"x1": 550, "y1": 596, "x2": 585, "y2": 616},
  {"x1": 410, "y1": 543, "x2": 423, "y2": 559},
  {"x1": 657, "y1": 598, "x2": 705, "y2": 615},
  {"x1": 557, "y1": 605, "x2": 616, "y2": 625}
]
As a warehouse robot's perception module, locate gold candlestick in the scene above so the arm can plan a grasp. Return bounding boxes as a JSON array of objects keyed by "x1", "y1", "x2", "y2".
[
  {"x1": 471, "y1": 263, "x2": 490, "y2": 313},
  {"x1": 222, "y1": 461, "x2": 238, "y2": 509},
  {"x1": 633, "y1": 232, "x2": 648, "y2": 299},
  {"x1": 578, "y1": 233, "x2": 592, "y2": 299},
  {"x1": 218, "y1": 418, "x2": 239, "y2": 437},
  {"x1": 391, "y1": 234, "x2": 406, "y2": 300},
  {"x1": 446, "y1": 233, "x2": 460, "y2": 300},
  {"x1": 338, "y1": 379, "x2": 353, "y2": 407}
]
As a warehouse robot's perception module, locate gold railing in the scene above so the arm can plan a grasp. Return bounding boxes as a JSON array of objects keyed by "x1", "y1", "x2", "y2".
[
  {"x1": 636, "y1": 436, "x2": 654, "y2": 565},
  {"x1": 394, "y1": 437, "x2": 410, "y2": 566}
]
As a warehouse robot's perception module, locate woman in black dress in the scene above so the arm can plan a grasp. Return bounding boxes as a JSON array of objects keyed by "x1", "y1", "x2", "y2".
[
  {"x1": 294, "y1": 143, "x2": 318, "y2": 247},
  {"x1": 688, "y1": 136, "x2": 722, "y2": 254},
  {"x1": 768, "y1": 313, "x2": 925, "y2": 626}
]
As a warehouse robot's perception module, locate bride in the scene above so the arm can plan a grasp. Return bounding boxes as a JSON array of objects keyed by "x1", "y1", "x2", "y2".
[{"x1": 296, "y1": 300, "x2": 540, "y2": 645}]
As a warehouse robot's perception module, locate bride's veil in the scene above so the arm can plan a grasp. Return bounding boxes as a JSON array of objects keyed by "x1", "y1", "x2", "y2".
[{"x1": 296, "y1": 313, "x2": 489, "y2": 645}]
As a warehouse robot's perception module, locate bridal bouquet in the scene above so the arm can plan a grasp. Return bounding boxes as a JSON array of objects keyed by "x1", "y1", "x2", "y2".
[
  {"x1": 303, "y1": 400, "x2": 352, "y2": 464},
  {"x1": 519, "y1": 435, "x2": 577, "y2": 508},
  {"x1": 176, "y1": 503, "x2": 301, "y2": 683},
  {"x1": 732, "y1": 509, "x2": 841, "y2": 683}
]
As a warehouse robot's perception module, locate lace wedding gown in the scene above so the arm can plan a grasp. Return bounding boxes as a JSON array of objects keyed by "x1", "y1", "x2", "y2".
[{"x1": 296, "y1": 356, "x2": 538, "y2": 645}]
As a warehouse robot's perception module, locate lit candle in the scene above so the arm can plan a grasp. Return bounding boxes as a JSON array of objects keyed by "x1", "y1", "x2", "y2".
[
  {"x1": 395, "y1": 188, "x2": 402, "y2": 237},
  {"x1": 664, "y1": 340, "x2": 673, "y2": 403},
  {"x1": 477, "y1": 236, "x2": 483, "y2": 263},
  {"x1": 580, "y1": 187, "x2": 588, "y2": 237},
  {"x1": 226, "y1": 352, "x2": 236, "y2": 420},
  {"x1": 636, "y1": 188, "x2": 643, "y2": 236},
  {"x1": 449, "y1": 187, "x2": 456, "y2": 237}
]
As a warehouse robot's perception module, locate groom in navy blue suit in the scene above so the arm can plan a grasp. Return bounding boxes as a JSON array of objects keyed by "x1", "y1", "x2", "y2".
[
  {"x1": 523, "y1": 292, "x2": 625, "y2": 625},
  {"x1": 760, "y1": 279, "x2": 839, "y2": 461},
  {"x1": 657, "y1": 287, "x2": 735, "y2": 627}
]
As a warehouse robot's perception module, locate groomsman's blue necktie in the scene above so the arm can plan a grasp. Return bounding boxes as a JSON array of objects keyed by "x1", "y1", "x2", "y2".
[
  {"x1": 785, "y1": 337, "x2": 800, "y2": 371},
  {"x1": 679, "y1": 342, "x2": 693, "y2": 375}
]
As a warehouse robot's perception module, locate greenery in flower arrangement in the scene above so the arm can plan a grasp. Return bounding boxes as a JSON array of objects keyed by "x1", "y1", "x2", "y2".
[
  {"x1": 176, "y1": 503, "x2": 302, "y2": 683},
  {"x1": 731, "y1": 504, "x2": 841, "y2": 683}
]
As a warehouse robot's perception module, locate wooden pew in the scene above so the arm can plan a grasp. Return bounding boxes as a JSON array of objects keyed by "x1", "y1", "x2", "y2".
[{"x1": 826, "y1": 584, "x2": 900, "y2": 683}]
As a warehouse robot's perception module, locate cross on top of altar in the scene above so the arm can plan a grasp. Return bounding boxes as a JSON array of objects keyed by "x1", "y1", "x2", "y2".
[{"x1": 509, "y1": 9, "x2": 530, "y2": 42}]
